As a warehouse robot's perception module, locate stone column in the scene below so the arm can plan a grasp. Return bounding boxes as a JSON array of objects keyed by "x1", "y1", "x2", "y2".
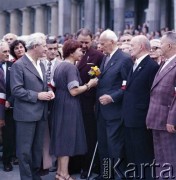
[
  {"x1": 71, "y1": 0, "x2": 78, "y2": 34},
  {"x1": 100, "y1": 0, "x2": 105, "y2": 30},
  {"x1": 84, "y1": 0, "x2": 95, "y2": 33},
  {"x1": 9, "y1": 9, "x2": 21, "y2": 35},
  {"x1": 33, "y1": 5, "x2": 45, "y2": 33},
  {"x1": 95, "y1": 0, "x2": 100, "y2": 32},
  {"x1": 173, "y1": 0, "x2": 176, "y2": 30},
  {"x1": 58, "y1": 0, "x2": 71, "y2": 36},
  {"x1": 0, "y1": 11, "x2": 6, "y2": 38},
  {"x1": 114, "y1": 0, "x2": 125, "y2": 33},
  {"x1": 21, "y1": 8, "x2": 31, "y2": 35},
  {"x1": 160, "y1": 0, "x2": 167, "y2": 29},
  {"x1": 148, "y1": 0, "x2": 160, "y2": 32},
  {"x1": 48, "y1": 3, "x2": 58, "y2": 36}
]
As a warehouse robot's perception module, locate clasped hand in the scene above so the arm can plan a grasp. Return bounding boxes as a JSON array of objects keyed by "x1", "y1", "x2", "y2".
[
  {"x1": 99, "y1": 94, "x2": 113, "y2": 105},
  {"x1": 38, "y1": 91, "x2": 55, "y2": 101},
  {"x1": 87, "y1": 78, "x2": 98, "y2": 88}
]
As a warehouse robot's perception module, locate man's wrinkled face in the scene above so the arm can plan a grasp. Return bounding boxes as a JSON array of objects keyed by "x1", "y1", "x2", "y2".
[
  {"x1": 35, "y1": 40, "x2": 48, "y2": 58},
  {"x1": 99, "y1": 37, "x2": 113, "y2": 55},
  {"x1": 77, "y1": 34, "x2": 92, "y2": 53},
  {"x1": 0, "y1": 43, "x2": 10, "y2": 61},
  {"x1": 4, "y1": 34, "x2": 16, "y2": 45},
  {"x1": 130, "y1": 38, "x2": 141, "y2": 59}
]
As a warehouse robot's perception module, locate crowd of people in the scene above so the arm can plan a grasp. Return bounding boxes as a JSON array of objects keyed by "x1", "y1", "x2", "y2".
[{"x1": 0, "y1": 26, "x2": 176, "y2": 180}]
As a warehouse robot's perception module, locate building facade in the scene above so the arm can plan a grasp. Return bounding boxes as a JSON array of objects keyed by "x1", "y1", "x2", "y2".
[{"x1": 0, "y1": 0, "x2": 175, "y2": 38}]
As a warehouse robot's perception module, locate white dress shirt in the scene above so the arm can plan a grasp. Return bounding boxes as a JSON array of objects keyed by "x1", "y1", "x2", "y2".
[
  {"x1": 26, "y1": 53, "x2": 43, "y2": 80},
  {"x1": 133, "y1": 54, "x2": 148, "y2": 71},
  {"x1": 160, "y1": 54, "x2": 176, "y2": 72}
]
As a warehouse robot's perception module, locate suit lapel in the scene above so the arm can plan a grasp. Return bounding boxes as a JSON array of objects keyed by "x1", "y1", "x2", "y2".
[
  {"x1": 77, "y1": 49, "x2": 92, "y2": 70},
  {"x1": 151, "y1": 58, "x2": 176, "y2": 89},
  {"x1": 127, "y1": 56, "x2": 148, "y2": 87},
  {"x1": 40, "y1": 62, "x2": 46, "y2": 82},
  {"x1": 100, "y1": 49, "x2": 120, "y2": 78},
  {"x1": 23, "y1": 55, "x2": 43, "y2": 81}
]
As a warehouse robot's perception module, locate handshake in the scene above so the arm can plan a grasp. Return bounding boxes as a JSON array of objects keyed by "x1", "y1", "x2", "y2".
[{"x1": 38, "y1": 91, "x2": 55, "y2": 101}]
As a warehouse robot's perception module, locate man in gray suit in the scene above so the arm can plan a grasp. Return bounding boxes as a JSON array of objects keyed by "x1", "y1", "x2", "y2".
[{"x1": 10, "y1": 33, "x2": 55, "y2": 180}]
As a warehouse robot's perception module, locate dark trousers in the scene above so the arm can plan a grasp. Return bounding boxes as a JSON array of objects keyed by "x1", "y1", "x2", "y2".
[
  {"x1": 125, "y1": 127, "x2": 154, "y2": 179},
  {"x1": 97, "y1": 111, "x2": 125, "y2": 179},
  {"x1": 2, "y1": 108, "x2": 16, "y2": 164},
  {"x1": 16, "y1": 120, "x2": 46, "y2": 180}
]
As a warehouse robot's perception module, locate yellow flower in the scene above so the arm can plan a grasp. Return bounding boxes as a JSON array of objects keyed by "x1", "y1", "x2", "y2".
[{"x1": 88, "y1": 66, "x2": 101, "y2": 77}]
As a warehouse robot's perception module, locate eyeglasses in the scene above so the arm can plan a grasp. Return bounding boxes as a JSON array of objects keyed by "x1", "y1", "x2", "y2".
[{"x1": 150, "y1": 47, "x2": 160, "y2": 52}]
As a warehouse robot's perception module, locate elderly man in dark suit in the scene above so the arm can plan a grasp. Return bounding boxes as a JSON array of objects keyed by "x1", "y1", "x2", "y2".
[
  {"x1": 75, "y1": 28, "x2": 104, "y2": 179},
  {"x1": 122, "y1": 35, "x2": 159, "y2": 179},
  {"x1": 146, "y1": 31, "x2": 176, "y2": 178},
  {"x1": 0, "y1": 40, "x2": 16, "y2": 172},
  {"x1": 0, "y1": 68, "x2": 5, "y2": 128},
  {"x1": 95, "y1": 29, "x2": 133, "y2": 180},
  {"x1": 10, "y1": 33, "x2": 55, "y2": 180}
]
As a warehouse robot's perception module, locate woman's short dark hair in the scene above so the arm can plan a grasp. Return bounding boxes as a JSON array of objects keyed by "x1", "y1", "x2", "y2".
[
  {"x1": 10, "y1": 40, "x2": 27, "y2": 59},
  {"x1": 62, "y1": 39, "x2": 81, "y2": 59}
]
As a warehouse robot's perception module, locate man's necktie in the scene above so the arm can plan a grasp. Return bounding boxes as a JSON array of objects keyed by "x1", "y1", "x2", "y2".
[
  {"x1": 159, "y1": 59, "x2": 167, "y2": 73},
  {"x1": 104, "y1": 55, "x2": 110, "y2": 69},
  {"x1": 46, "y1": 61, "x2": 52, "y2": 83},
  {"x1": 133, "y1": 62, "x2": 138, "y2": 72}
]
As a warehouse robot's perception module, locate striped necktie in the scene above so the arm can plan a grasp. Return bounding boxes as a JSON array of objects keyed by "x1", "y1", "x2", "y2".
[
  {"x1": 104, "y1": 54, "x2": 110, "y2": 69},
  {"x1": 46, "y1": 61, "x2": 52, "y2": 83}
]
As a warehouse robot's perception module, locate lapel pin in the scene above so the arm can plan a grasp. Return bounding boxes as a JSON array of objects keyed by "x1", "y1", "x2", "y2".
[{"x1": 137, "y1": 66, "x2": 142, "y2": 71}]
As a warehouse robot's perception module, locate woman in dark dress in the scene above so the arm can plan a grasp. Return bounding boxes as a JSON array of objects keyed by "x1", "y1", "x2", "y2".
[{"x1": 50, "y1": 39, "x2": 98, "y2": 180}]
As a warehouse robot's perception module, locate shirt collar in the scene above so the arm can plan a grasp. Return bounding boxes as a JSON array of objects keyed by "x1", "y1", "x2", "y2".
[
  {"x1": 135, "y1": 54, "x2": 148, "y2": 66},
  {"x1": 26, "y1": 53, "x2": 40, "y2": 66},
  {"x1": 166, "y1": 54, "x2": 176, "y2": 63},
  {"x1": 108, "y1": 47, "x2": 118, "y2": 59}
]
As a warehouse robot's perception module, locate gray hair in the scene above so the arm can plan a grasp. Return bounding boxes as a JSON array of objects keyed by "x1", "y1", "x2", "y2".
[
  {"x1": 163, "y1": 31, "x2": 176, "y2": 44},
  {"x1": 3, "y1": 33, "x2": 18, "y2": 41},
  {"x1": 100, "y1": 29, "x2": 118, "y2": 42},
  {"x1": 0, "y1": 40, "x2": 8, "y2": 49},
  {"x1": 25, "y1": 32, "x2": 46, "y2": 50}
]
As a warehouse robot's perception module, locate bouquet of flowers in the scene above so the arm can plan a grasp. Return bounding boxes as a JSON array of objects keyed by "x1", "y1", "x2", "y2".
[{"x1": 88, "y1": 66, "x2": 101, "y2": 77}]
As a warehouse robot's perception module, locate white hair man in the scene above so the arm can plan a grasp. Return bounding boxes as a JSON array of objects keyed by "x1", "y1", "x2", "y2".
[
  {"x1": 94, "y1": 29, "x2": 133, "y2": 180},
  {"x1": 10, "y1": 32, "x2": 55, "y2": 180}
]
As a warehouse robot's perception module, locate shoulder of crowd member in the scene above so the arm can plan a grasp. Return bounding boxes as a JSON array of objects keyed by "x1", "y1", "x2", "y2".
[
  {"x1": 6, "y1": 60, "x2": 13, "y2": 66},
  {"x1": 88, "y1": 47, "x2": 104, "y2": 57},
  {"x1": 119, "y1": 48, "x2": 133, "y2": 60},
  {"x1": 148, "y1": 55, "x2": 160, "y2": 67}
]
